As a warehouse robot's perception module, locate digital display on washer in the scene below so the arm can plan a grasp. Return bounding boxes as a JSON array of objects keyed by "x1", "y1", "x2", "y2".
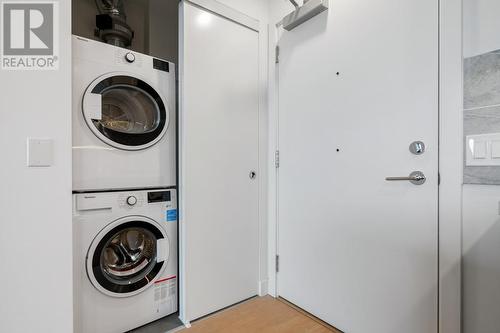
[
  {"x1": 148, "y1": 191, "x2": 171, "y2": 203},
  {"x1": 153, "y1": 58, "x2": 170, "y2": 72}
]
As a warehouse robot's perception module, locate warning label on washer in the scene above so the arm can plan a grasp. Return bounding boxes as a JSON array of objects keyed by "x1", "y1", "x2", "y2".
[{"x1": 154, "y1": 277, "x2": 177, "y2": 314}]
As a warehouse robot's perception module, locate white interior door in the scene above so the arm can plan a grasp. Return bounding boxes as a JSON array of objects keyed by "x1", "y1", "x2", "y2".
[
  {"x1": 181, "y1": 1, "x2": 260, "y2": 322},
  {"x1": 277, "y1": 1, "x2": 439, "y2": 332}
]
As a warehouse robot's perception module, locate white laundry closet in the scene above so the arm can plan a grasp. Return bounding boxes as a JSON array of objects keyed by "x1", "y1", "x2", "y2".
[{"x1": 179, "y1": 0, "x2": 264, "y2": 323}]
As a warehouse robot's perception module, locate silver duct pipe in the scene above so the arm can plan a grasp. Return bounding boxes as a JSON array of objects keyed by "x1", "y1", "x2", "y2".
[
  {"x1": 96, "y1": 0, "x2": 125, "y2": 16},
  {"x1": 95, "y1": 0, "x2": 134, "y2": 47}
]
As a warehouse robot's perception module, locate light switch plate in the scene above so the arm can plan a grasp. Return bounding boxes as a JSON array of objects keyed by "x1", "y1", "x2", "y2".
[
  {"x1": 491, "y1": 141, "x2": 500, "y2": 159},
  {"x1": 466, "y1": 133, "x2": 500, "y2": 166},
  {"x1": 473, "y1": 141, "x2": 487, "y2": 159},
  {"x1": 27, "y1": 138, "x2": 53, "y2": 167}
]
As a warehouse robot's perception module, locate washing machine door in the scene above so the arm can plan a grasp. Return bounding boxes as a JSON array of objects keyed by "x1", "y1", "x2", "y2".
[
  {"x1": 87, "y1": 216, "x2": 170, "y2": 297},
  {"x1": 82, "y1": 73, "x2": 170, "y2": 151}
]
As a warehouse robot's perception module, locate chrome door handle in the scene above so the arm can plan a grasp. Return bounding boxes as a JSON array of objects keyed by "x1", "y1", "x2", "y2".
[{"x1": 386, "y1": 171, "x2": 426, "y2": 185}]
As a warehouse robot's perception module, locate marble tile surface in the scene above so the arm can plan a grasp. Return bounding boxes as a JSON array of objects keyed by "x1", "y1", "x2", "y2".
[
  {"x1": 464, "y1": 107, "x2": 500, "y2": 135},
  {"x1": 464, "y1": 107, "x2": 500, "y2": 184},
  {"x1": 464, "y1": 51, "x2": 500, "y2": 110},
  {"x1": 463, "y1": 50, "x2": 500, "y2": 185}
]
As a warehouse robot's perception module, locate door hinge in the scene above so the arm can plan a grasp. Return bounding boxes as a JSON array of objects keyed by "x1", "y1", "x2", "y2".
[
  {"x1": 276, "y1": 255, "x2": 280, "y2": 273},
  {"x1": 438, "y1": 172, "x2": 441, "y2": 186},
  {"x1": 275, "y1": 150, "x2": 280, "y2": 169},
  {"x1": 275, "y1": 45, "x2": 280, "y2": 64}
]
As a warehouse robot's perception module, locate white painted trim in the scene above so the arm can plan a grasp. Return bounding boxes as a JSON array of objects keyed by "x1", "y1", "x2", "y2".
[
  {"x1": 258, "y1": 279, "x2": 269, "y2": 296},
  {"x1": 178, "y1": 1, "x2": 188, "y2": 325},
  {"x1": 258, "y1": 21, "x2": 271, "y2": 301},
  {"x1": 185, "y1": 0, "x2": 260, "y2": 32},
  {"x1": 180, "y1": 320, "x2": 191, "y2": 329},
  {"x1": 267, "y1": 23, "x2": 281, "y2": 298},
  {"x1": 438, "y1": 0, "x2": 463, "y2": 332}
]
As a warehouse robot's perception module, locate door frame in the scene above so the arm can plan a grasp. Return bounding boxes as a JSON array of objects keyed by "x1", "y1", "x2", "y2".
[
  {"x1": 267, "y1": 1, "x2": 463, "y2": 333},
  {"x1": 178, "y1": 0, "x2": 269, "y2": 326}
]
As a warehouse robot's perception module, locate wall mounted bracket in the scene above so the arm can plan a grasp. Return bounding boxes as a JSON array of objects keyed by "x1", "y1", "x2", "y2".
[{"x1": 283, "y1": 0, "x2": 329, "y2": 31}]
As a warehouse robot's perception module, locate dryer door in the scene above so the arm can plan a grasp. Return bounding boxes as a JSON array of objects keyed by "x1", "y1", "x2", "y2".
[
  {"x1": 82, "y1": 73, "x2": 170, "y2": 151},
  {"x1": 87, "y1": 216, "x2": 170, "y2": 297}
]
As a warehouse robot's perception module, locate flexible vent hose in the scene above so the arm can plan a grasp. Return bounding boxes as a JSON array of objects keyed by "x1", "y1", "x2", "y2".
[{"x1": 95, "y1": 0, "x2": 134, "y2": 47}]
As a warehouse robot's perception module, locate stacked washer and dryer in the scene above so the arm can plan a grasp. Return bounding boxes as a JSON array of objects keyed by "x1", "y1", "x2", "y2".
[{"x1": 72, "y1": 36, "x2": 178, "y2": 333}]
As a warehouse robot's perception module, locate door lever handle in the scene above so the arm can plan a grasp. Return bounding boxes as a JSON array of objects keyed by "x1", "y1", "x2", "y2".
[{"x1": 386, "y1": 171, "x2": 426, "y2": 185}]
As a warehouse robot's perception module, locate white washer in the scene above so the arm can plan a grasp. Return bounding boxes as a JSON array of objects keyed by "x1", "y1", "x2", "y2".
[
  {"x1": 73, "y1": 189, "x2": 178, "y2": 333},
  {"x1": 72, "y1": 35, "x2": 176, "y2": 191}
]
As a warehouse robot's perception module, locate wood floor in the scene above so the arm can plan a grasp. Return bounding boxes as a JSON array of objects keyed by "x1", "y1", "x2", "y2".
[{"x1": 180, "y1": 296, "x2": 340, "y2": 333}]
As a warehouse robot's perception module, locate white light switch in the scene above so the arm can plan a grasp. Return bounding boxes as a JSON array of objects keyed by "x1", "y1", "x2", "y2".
[
  {"x1": 492, "y1": 141, "x2": 500, "y2": 159},
  {"x1": 467, "y1": 133, "x2": 500, "y2": 166},
  {"x1": 474, "y1": 141, "x2": 487, "y2": 159},
  {"x1": 27, "y1": 138, "x2": 53, "y2": 167}
]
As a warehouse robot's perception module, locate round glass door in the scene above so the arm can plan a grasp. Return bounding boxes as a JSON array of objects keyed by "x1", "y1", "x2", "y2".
[
  {"x1": 82, "y1": 74, "x2": 170, "y2": 151},
  {"x1": 87, "y1": 217, "x2": 169, "y2": 297}
]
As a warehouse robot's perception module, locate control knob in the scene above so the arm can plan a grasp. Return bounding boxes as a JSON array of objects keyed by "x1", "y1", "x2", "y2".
[
  {"x1": 126, "y1": 196, "x2": 137, "y2": 206},
  {"x1": 125, "y1": 52, "x2": 136, "y2": 63}
]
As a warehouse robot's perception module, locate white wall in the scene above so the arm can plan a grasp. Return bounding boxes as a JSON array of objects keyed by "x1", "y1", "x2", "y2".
[
  {"x1": 0, "y1": 1, "x2": 73, "y2": 332},
  {"x1": 463, "y1": 0, "x2": 500, "y2": 57},
  {"x1": 463, "y1": 185, "x2": 500, "y2": 333}
]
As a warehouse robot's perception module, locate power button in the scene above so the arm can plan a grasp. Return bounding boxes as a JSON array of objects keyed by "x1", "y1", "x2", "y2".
[
  {"x1": 125, "y1": 52, "x2": 136, "y2": 63},
  {"x1": 126, "y1": 196, "x2": 137, "y2": 206}
]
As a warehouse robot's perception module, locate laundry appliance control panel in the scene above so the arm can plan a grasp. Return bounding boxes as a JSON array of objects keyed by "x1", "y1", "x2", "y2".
[{"x1": 74, "y1": 189, "x2": 176, "y2": 212}]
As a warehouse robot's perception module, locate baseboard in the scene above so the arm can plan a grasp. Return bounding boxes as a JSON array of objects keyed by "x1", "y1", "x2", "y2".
[{"x1": 259, "y1": 279, "x2": 269, "y2": 296}]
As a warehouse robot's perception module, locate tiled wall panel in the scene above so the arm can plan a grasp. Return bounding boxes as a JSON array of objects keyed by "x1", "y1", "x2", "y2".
[{"x1": 464, "y1": 51, "x2": 500, "y2": 184}]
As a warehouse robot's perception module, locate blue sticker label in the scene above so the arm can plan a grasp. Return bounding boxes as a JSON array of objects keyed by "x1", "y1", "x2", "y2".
[{"x1": 166, "y1": 209, "x2": 177, "y2": 222}]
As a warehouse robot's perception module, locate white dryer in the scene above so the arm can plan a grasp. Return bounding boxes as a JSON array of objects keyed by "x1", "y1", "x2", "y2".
[
  {"x1": 72, "y1": 35, "x2": 176, "y2": 191},
  {"x1": 73, "y1": 188, "x2": 178, "y2": 333}
]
